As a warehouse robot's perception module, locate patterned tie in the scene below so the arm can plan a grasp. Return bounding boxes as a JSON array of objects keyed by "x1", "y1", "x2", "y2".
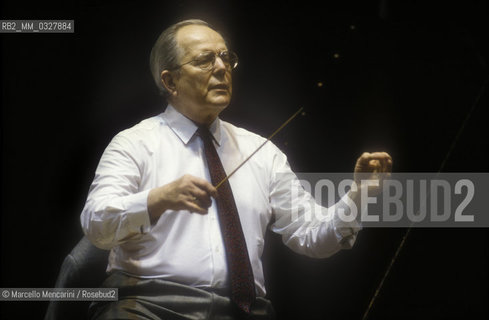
[{"x1": 197, "y1": 126, "x2": 256, "y2": 314}]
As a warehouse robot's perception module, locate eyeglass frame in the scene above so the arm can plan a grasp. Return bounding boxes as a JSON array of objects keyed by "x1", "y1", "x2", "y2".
[{"x1": 170, "y1": 50, "x2": 239, "y2": 71}]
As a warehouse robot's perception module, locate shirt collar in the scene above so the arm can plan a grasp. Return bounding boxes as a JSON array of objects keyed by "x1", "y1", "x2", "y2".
[{"x1": 162, "y1": 105, "x2": 222, "y2": 146}]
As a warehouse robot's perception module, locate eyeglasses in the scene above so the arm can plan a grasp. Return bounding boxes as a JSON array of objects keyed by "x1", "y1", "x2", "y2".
[{"x1": 173, "y1": 50, "x2": 239, "y2": 71}]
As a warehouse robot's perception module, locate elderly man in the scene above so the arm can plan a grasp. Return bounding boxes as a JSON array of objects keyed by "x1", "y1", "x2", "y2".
[{"x1": 81, "y1": 19, "x2": 392, "y2": 320}]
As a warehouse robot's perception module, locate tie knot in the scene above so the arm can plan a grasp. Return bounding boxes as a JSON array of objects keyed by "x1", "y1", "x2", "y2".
[{"x1": 197, "y1": 126, "x2": 213, "y2": 143}]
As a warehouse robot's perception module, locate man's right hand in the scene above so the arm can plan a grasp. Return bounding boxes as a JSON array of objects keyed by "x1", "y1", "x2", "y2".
[{"x1": 147, "y1": 174, "x2": 218, "y2": 223}]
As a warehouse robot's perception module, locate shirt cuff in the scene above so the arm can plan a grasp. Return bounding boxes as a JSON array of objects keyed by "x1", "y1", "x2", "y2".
[
  {"x1": 121, "y1": 189, "x2": 151, "y2": 235},
  {"x1": 332, "y1": 192, "x2": 363, "y2": 248}
]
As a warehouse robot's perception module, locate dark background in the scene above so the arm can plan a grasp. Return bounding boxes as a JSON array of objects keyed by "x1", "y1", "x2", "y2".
[{"x1": 1, "y1": 0, "x2": 488, "y2": 319}]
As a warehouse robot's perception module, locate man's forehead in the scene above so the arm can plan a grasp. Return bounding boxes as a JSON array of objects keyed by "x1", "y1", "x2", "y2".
[{"x1": 176, "y1": 25, "x2": 227, "y2": 53}]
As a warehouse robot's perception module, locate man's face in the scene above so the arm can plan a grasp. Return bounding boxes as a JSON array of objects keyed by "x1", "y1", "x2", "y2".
[{"x1": 170, "y1": 25, "x2": 233, "y2": 123}]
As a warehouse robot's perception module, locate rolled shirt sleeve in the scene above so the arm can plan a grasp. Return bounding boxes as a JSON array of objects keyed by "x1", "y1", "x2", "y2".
[
  {"x1": 268, "y1": 145, "x2": 362, "y2": 258},
  {"x1": 80, "y1": 134, "x2": 151, "y2": 250}
]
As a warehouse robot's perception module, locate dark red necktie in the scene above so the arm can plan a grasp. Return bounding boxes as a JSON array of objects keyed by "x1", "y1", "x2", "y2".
[{"x1": 197, "y1": 126, "x2": 256, "y2": 314}]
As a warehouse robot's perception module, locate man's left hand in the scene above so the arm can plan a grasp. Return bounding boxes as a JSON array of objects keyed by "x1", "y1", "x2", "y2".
[{"x1": 353, "y1": 152, "x2": 392, "y2": 195}]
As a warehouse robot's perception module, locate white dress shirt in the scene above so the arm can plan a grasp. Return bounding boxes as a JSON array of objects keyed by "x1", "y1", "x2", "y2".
[{"x1": 80, "y1": 105, "x2": 361, "y2": 296}]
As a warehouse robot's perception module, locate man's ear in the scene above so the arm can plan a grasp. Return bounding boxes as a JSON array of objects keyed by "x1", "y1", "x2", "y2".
[{"x1": 161, "y1": 70, "x2": 177, "y2": 96}]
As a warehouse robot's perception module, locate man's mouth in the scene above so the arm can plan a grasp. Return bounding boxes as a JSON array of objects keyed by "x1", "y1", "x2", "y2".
[{"x1": 209, "y1": 84, "x2": 229, "y2": 91}]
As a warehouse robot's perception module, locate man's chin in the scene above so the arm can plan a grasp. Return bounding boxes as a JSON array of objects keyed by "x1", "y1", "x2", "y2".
[{"x1": 207, "y1": 97, "x2": 231, "y2": 109}]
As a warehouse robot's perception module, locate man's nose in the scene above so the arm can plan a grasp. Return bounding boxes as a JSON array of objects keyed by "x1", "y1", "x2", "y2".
[{"x1": 213, "y1": 56, "x2": 227, "y2": 72}]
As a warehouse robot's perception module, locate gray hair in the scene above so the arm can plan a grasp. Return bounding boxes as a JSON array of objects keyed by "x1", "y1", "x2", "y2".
[{"x1": 149, "y1": 19, "x2": 210, "y2": 97}]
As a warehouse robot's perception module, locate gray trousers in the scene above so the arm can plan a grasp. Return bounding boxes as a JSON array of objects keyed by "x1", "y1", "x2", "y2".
[{"x1": 89, "y1": 272, "x2": 275, "y2": 320}]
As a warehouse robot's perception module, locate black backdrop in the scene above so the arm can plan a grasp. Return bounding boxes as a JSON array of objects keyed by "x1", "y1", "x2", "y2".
[{"x1": 1, "y1": 0, "x2": 488, "y2": 319}]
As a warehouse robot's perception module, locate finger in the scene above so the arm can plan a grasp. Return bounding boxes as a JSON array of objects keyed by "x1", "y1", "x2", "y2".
[
  {"x1": 358, "y1": 152, "x2": 382, "y2": 169},
  {"x1": 368, "y1": 159, "x2": 381, "y2": 172},
  {"x1": 363, "y1": 152, "x2": 392, "y2": 171},
  {"x1": 386, "y1": 157, "x2": 393, "y2": 172},
  {"x1": 358, "y1": 152, "x2": 372, "y2": 166},
  {"x1": 191, "y1": 189, "x2": 213, "y2": 209},
  {"x1": 184, "y1": 200, "x2": 208, "y2": 215},
  {"x1": 188, "y1": 182, "x2": 214, "y2": 208},
  {"x1": 379, "y1": 157, "x2": 390, "y2": 173},
  {"x1": 192, "y1": 177, "x2": 218, "y2": 198},
  {"x1": 362, "y1": 152, "x2": 389, "y2": 161},
  {"x1": 192, "y1": 197, "x2": 212, "y2": 211},
  {"x1": 377, "y1": 153, "x2": 392, "y2": 173}
]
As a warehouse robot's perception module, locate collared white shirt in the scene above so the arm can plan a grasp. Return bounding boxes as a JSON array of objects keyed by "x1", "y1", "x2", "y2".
[{"x1": 81, "y1": 105, "x2": 361, "y2": 296}]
